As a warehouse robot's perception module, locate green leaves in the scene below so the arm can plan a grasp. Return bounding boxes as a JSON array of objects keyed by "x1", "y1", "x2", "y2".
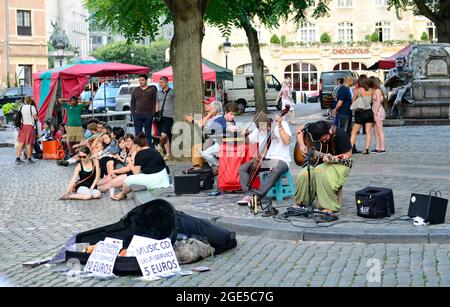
[
  {"x1": 91, "y1": 40, "x2": 170, "y2": 71},
  {"x1": 85, "y1": 0, "x2": 169, "y2": 41}
]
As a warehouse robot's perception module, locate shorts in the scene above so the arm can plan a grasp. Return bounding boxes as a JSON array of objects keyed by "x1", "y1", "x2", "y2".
[
  {"x1": 282, "y1": 98, "x2": 293, "y2": 110},
  {"x1": 354, "y1": 109, "x2": 374, "y2": 125},
  {"x1": 158, "y1": 117, "x2": 174, "y2": 137},
  {"x1": 18, "y1": 124, "x2": 36, "y2": 145},
  {"x1": 76, "y1": 186, "x2": 101, "y2": 197},
  {"x1": 66, "y1": 126, "x2": 85, "y2": 143}
]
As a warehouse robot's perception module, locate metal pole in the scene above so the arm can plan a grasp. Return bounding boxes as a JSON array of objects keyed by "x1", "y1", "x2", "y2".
[
  {"x1": 5, "y1": 0, "x2": 11, "y2": 87},
  {"x1": 225, "y1": 55, "x2": 228, "y2": 69}
]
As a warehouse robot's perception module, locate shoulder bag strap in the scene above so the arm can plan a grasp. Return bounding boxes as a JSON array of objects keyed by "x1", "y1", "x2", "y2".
[{"x1": 160, "y1": 88, "x2": 170, "y2": 116}]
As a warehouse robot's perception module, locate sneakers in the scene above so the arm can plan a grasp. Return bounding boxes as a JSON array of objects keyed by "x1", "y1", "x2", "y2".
[
  {"x1": 15, "y1": 158, "x2": 25, "y2": 165},
  {"x1": 362, "y1": 148, "x2": 370, "y2": 155},
  {"x1": 237, "y1": 196, "x2": 252, "y2": 207},
  {"x1": 25, "y1": 159, "x2": 34, "y2": 164}
]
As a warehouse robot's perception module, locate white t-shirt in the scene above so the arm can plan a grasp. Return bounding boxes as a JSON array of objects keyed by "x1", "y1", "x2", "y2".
[
  {"x1": 248, "y1": 121, "x2": 292, "y2": 164},
  {"x1": 21, "y1": 105, "x2": 37, "y2": 126}
]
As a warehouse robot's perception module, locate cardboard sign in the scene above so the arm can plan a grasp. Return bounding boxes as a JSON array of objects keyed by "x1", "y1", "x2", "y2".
[
  {"x1": 84, "y1": 239, "x2": 122, "y2": 277},
  {"x1": 129, "y1": 236, "x2": 180, "y2": 278}
]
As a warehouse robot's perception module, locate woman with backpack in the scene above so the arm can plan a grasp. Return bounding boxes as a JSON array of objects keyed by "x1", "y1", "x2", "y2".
[{"x1": 15, "y1": 96, "x2": 38, "y2": 164}]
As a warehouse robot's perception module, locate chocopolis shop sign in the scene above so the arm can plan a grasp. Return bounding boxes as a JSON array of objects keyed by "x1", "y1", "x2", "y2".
[{"x1": 332, "y1": 48, "x2": 370, "y2": 55}]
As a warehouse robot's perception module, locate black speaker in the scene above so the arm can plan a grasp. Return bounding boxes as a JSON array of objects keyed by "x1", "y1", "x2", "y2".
[
  {"x1": 174, "y1": 174, "x2": 200, "y2": 195},
  {"x1": 355, "y1": 187, "x2": 395, "y2": 219},
  {"x1": 408, "y1": 193, "x2": 448, "y2": 224}
]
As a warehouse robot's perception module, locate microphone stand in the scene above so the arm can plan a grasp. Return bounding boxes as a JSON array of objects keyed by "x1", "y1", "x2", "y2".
[{"x1": 303, "y1": 127, "x2": 316, "y2": 221}]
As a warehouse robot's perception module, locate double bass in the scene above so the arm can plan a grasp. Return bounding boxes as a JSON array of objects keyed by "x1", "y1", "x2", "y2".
[{"x1": 247, "y1": 106, "x2": 291, "y2": 189}]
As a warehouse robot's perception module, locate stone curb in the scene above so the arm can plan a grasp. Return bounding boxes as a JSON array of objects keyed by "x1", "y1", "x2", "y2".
[
  {"x1": 132, "y1": 190, "x2": 450, "y2": 244},
  {"x1": 0, "y1": 143, "x2": 14, "y2": 148}
]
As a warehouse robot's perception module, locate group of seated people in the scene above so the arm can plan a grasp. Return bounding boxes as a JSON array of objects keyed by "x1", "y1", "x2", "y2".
[{"x1": 59, "y1": 119, "x2": 170, "y2": 201}]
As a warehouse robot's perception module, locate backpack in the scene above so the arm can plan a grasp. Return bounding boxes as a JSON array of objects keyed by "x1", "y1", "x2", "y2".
[
  {"x1": 174, "y1": 238, "x2": 215, "y2": 264},
  {"x1": 14, "y1": 106, "x2": 24, "y2": 128}
]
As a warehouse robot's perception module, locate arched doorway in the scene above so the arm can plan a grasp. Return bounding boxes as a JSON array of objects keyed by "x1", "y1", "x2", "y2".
[{"x1": 284, "y1": 62, "x2": 318, "y2": 92}]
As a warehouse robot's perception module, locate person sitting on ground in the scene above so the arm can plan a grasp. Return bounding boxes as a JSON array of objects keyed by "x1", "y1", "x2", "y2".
[
  {"x1": 201, "y1": 102, "x2": 239, "y2": 175},
  {"x1": 98, "y1": 127, "x2": 125, "y2": 178},
  {"x1": 112, "y1": 133, "x2": 171, "y2": 201},
  {"x1": 71, "y1": 123, "x2": 99, "y2": 151},
  {"x1": 59, "y1": 132, "x2": 111, "y2": 167},
  {"x1": 184, "y1": 100, "x2": 223, "y2": 169},
  {"x1": 61, "y1": 146, "x2": 101, "y2": 200},
  {"x1": 49, "y1": 124, "x2": 62, "y2": 141},
  {"x1": 84, "y1": 119, "x2": 99, "y2": 139},
  {"x1": 39, "y1": 121, "x2": 51, "y2": 142},
  {"x1": 238, "y1": 112, "x2": 292, "y2": 208},
  {"x1": 97, "y1": 134, "x2": 136, "y2": 197},
  {"x1": 294, "y1": 120, "x2": 352, "y2": 221},
  {"x1": 59, "y1": 123, "x2": 67, "y2": 139}
]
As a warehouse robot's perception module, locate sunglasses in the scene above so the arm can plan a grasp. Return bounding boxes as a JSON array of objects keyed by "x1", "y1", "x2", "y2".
[{"x1": 79, "y1": 155, "x2": 88, "y2": 159}]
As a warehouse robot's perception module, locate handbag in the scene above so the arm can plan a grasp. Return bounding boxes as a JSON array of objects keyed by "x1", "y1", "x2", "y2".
[
  {"x1": 350, "y1": 89, "x2": 372, "y2": 111},
  {"x1": 153, "y1": 88, "x2": 171, "y2": 123}
]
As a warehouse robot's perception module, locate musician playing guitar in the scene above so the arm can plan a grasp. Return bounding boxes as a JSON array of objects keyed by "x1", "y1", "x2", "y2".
[
  {"x1": 238, "y1": 112, "x2": 292, "y2": 211},
  {"x1": 294, "y1": 120, "x2": 352, "y2": 220}
]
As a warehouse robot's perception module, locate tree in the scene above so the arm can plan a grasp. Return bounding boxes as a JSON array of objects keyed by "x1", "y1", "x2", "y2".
[
  {"x1": 91, "y1": 41, "x2": 170, "y2": 71},
  {"x1": 86, "y1": 0, "x2": 209, "y2": 122},
  {"x1": 206, "y1": 0, "x2": 329, "y2": 112},
  {"x1": 389, "y1": 0, "x2": 450, "y2": 43}
]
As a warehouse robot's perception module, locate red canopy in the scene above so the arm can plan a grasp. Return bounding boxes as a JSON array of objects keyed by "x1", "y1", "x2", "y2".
[
  {"x1": 59, "y1": 61, "x2": 149, "y2": 78},
  {"x1": 368, "y1": 45, "x2": 412, "y2": 70},
  {"x1": 152, "y1": 63, "x2": 216, "y2": 82}
]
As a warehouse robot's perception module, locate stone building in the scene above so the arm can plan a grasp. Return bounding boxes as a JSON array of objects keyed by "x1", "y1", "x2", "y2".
[{"x1": 0, "y1": 0, "x2": 48, "y2": 89}]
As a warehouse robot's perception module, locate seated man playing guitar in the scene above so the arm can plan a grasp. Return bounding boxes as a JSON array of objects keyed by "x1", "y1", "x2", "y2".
[
  {"x1": 294, "y1": 120, "x2": 352, "y2": 219},
  {"x1": 238, "y1": 112, "x2": 292, "y2": 210}
]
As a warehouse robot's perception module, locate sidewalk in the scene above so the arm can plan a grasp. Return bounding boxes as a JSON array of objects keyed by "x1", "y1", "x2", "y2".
[{"x1": 133, "y1": 122, "x2": 450, "y2": 244}]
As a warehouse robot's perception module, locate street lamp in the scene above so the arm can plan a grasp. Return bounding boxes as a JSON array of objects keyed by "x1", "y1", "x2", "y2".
[
  {"x1": 223, "y1": 39, "x2": 231, "y2": 69},
  {"x1": 55, "y1": 42, "x2": 65, "y2": 67}
]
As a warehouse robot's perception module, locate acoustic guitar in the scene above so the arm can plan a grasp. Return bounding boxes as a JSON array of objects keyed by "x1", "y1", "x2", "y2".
[{"x1": 294, "y1": 131, "x2": 353, "y2": 168}]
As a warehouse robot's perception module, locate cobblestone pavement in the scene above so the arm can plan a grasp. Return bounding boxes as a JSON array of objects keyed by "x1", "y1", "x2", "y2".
[{"x1": 1, "y1": 104, "x2": 450, "y2": 286}]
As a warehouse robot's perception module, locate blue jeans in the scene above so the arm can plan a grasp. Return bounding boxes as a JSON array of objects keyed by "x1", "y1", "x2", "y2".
[{"x1": 133, "y1": 114, "x2": 153, "y2": 145}]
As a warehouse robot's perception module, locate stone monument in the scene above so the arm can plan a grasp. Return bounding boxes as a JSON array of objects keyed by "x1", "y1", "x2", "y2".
[{"x1": 387, "y1": 44, "x2": 450, "y2": 122}]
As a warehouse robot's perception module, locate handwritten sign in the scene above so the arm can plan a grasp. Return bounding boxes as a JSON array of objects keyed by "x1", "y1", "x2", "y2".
[
  {"x1": 128, "y1": 236, "x2": 180, "y2": 278},
  {"x1": 84, "y1": 238, "x2": 122, "y2": 277}
]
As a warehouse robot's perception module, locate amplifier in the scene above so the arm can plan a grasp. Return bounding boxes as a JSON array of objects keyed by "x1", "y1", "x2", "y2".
[
  {"x1": 174, "y1": 174, "x2": 200, "y2": 195},
  {"x1": 408, "y1": 192, "x2": 448, "y2": 224},
  {"x1": 355, "y1": 187, "x2": 395, "y2": 219}
]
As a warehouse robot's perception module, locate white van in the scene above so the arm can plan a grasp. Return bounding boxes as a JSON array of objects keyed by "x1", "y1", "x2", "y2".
[{"x1": 224, "y1": 74, "x2": 282, "y2": 112}]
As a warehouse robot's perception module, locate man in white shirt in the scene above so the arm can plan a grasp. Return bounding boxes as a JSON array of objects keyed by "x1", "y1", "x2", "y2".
[{"x1": 238, "y1": 112, "x2": 292, "y2": 208}]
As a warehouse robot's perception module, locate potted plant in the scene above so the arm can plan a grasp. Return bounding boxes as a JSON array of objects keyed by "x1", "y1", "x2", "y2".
[{"x1": 270, "y1": 34, "x2": 281, "y2": 48}]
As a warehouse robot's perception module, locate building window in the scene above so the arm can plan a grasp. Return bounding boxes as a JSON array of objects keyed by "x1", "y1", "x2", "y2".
[
  {"x1": 299, "y1": 23, "x2": 316, "y2": 43},
  {"x1": 427, "y1": 22, "x2": 437, "y2": 42},
  {"x1": 338, "y1": 22, "x2": 353, "y2": 42},
  {"x1": 337, "y1": 0, "x2": 353, "y2": 7},
  {"x1": 334, "y1": 62, "x2": 367, "y2": 73},
  {"x1": 236, "y1": 64, "x2": 269, "y2": 75},
  {"x1": 375, "y1": 0, "x2": 388, "y2": 5},
  {"x1": 17, "y1": 10, "x2": 32, "y2": 36},
  {"x1": 284, "y1": 62, "x2": 318, "y2": 92},
  {"x1": 375, "y1": 21, "x2": 391, "y2": 42},
  {"x1": 17, "y1": 65, "x2": 33, "y2": 87}
]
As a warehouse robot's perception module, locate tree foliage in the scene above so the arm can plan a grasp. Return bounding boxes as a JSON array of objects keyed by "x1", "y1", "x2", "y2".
[{"x1": 91, "y1": 40, "x2": 170, "y2": 71}]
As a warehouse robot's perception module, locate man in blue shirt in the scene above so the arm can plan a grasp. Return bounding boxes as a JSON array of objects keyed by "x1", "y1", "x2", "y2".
[
  {"x1": 201, "y1": 102, "x2": 238, "y2": 172},
  {"x1": 332, "y1": 76, "x2": 354, "y2": 136}
]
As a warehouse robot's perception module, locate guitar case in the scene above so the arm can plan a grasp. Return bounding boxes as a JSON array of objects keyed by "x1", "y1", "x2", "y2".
[{"x1": 65, "y1": 199, "x2": 237, "y2": 275}]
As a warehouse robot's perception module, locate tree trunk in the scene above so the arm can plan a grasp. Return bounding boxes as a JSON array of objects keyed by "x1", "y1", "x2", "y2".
[
  {"x1": 437, "y1": 0, "x2": 450, "y2": 43},
  {"x1": 166, "y1": 0, "x2": 207, "y2": 121},
  {"x1": 242, "y1": 21, "x2": 267, "y2": 113}
]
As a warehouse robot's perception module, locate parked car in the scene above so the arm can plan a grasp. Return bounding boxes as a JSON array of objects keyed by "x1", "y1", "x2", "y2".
[
  {"x1": 306, "y1": 91, "x2": 320, "y2": 104},
  {"x1": 92, "y1": 82, "x2": 127, "y2": 111},
  {"x1": 319, "y1": 70, "x2": 359, "y2": 109},
  {"x1": 224, "y1": 74, "x2": 282, "y2": 113},
  {"x1": 0, "y1": 87, "x2": 33, "y2": 107}
]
